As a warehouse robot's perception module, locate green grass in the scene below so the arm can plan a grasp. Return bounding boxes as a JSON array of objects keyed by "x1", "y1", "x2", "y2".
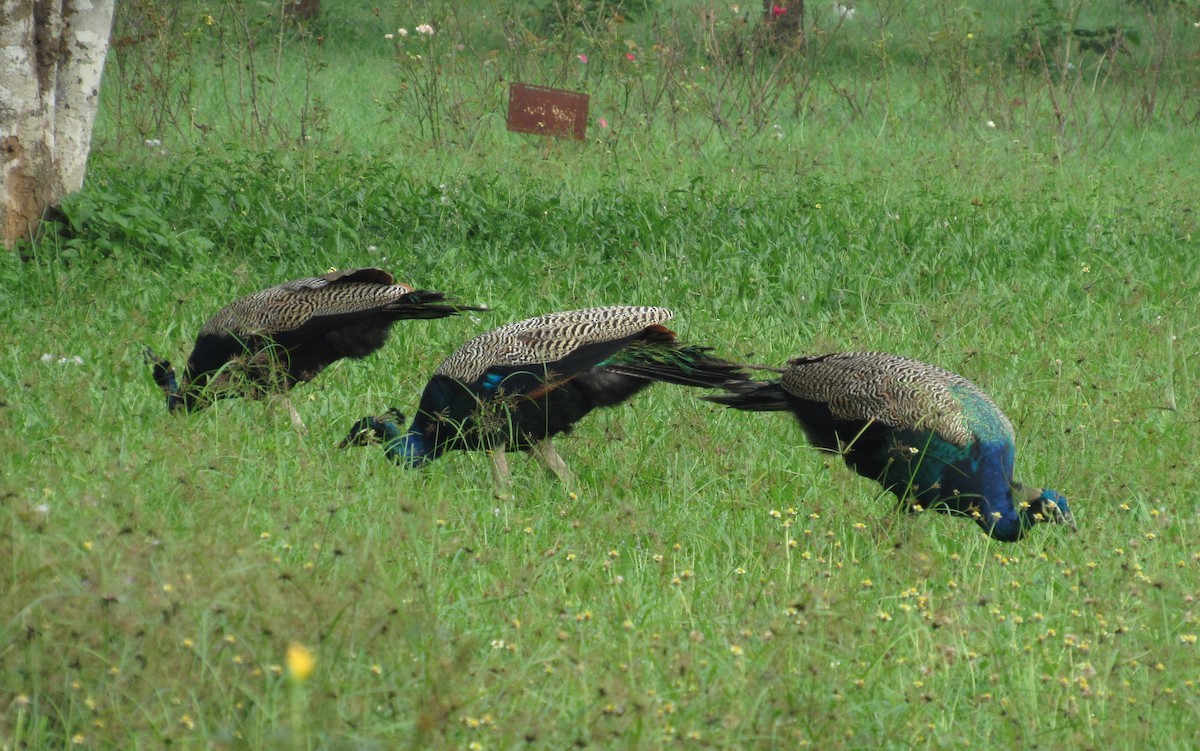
[{"x1": 4, "y1": 1, "x2": 1200, "y2": 748}]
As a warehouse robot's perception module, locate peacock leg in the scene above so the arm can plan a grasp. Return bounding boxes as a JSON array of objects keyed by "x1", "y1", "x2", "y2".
[
  {"x1": 489, "y1": 448, "x2": 514, "y2": 501},
  {"x1": 284, "y1": 396, "x2": 308, "y2": 436},
  {"x1": 529, "y1": 439, "x2": 576, "y2": 488}
]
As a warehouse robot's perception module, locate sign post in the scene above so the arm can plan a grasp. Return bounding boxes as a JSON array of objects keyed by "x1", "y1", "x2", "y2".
[{"x1": 506, "y1": 83, "x2": 589, "y2": 141}]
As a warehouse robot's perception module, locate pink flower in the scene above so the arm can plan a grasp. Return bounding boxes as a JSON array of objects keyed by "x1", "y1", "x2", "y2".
[
  {"x1": 599, "y1": 117, "x2": 609, "y2": 128},
  {"x1": 577, "y1": 54, "x2": 588, "y2": 63},
  {"x1": 626, "y1": 52, "x2": 636, "y2": 61},
  {"x1": 771, "y1": 4, "x2": 786, "y2": 16}
]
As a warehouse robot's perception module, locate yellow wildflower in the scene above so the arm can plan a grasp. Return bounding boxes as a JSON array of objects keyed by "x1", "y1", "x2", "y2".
[{"x1": 287, "y1": 642, "x2": 316, "y2": 682}]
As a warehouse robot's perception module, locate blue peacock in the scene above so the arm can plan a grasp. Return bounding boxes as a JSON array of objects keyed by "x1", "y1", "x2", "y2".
[
  {"x1": 703, "y1": 352, "x2": 1075, "y2": 541},
  {"x1": 145, "y1": 267, "x2": 485, "y2": 432},
  {"x1": 341, "y1": 305, "x2": 744, "y2": 495}
]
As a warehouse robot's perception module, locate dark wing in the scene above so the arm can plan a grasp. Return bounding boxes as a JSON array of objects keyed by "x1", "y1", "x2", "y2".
[
  {"x1": 202, "y1": 269, "x2": 413, "y2": 338},
  {"x1": 185, "y1": 269, "x2": 444, "y2": 379},
  {"x1": 471, "y1": 331, "x2": 651, "y2": 399},
  {"x1": 437, "y1": 306, "x2": 674, "y2": 387},
  {"x1": 780, "y1": 352, "x2": 978, "y2": 447}
]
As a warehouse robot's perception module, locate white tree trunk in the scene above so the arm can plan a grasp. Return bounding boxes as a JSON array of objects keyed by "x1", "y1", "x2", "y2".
[{"x1": 0, "y1": 0, "x2": 114, "y2": 248}]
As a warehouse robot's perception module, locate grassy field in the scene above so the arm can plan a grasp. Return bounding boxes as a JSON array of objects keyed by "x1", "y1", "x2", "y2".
[{"x1": 3, "y1": 0, "x2": 1200, "y2": 748}]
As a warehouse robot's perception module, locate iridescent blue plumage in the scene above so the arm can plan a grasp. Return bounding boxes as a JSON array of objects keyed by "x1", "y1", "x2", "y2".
[
  {"x1": 342, "y1": 411, "x2": 433, "y2": 468},
  {"x1": 704, "y1": 352, "x2": 1075, "y2": 542}
]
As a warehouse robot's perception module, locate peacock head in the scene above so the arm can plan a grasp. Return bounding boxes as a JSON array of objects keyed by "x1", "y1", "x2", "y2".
[
  {"x1": 340, "y1": 409, "x2": 431, "y2": 468},
  {"x1": 1019, "y1": 485, "x2": 1076, "y2": 533},
  {"x1": 144, "y1": 347, "x2": 186, "y2": 412}
]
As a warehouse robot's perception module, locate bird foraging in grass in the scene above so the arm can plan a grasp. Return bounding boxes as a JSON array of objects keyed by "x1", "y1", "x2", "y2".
[
  {"x1": 341, "y1": 305, "x2": 744, "y2": 497},
  {"x1": 145, "y1": 267, "x2": 486, "y2": 433},
  {"x1": 702, "y1": 351, "x2": 1074, "y2": 542}
]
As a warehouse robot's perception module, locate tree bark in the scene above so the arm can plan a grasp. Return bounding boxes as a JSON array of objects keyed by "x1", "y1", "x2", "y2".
[{"x1": 0, "y1": 0, "x2": 114, "y2": 249}]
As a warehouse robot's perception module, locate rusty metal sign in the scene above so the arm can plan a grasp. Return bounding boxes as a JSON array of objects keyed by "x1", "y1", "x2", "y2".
[{"x1": 506, "y1": 83, "x2": 589, "y2": 140}]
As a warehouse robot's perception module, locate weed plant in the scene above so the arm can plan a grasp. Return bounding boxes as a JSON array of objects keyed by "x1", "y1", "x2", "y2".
[{"x1": 3, "y1": 0, "x2": 1200, "y2": 748}]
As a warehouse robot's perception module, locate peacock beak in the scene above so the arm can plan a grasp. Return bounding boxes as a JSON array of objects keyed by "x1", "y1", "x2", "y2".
[
  {"x1": 1053, "y1": 505, "x2": 1078, "y2": 532},
  {"x1": 339, "y1": 420, "x2": 378, "y2": 449}
]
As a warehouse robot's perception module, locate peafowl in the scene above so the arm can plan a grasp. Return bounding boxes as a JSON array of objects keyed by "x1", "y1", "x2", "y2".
[
  {"x1": 703, "y1": 352, "x2": 1075, "y2": 542},
  {"x1": 341, "y1": 305, "x2": 744, "y2": 496},
  {"x1": 145, "y1": 268, "x2": 486, "y2": 433}
]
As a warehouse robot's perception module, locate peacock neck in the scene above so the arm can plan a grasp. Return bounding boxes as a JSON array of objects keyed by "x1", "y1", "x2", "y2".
[
  {"x1": 974, "y1": 473, "x2": 1030, "y2": 541},
  {"x1": 147, "y1": 348, "x2": 197, "y2": 412},
  {"x1": 381, "y1": 420, "x2": 433, "y2": 468},
  {"x1": 162, "y1": 368, "x2": 186, "y2": 412},
  {"x1": 958, "y1": 442, "x2": 1028, "y2": 542}
]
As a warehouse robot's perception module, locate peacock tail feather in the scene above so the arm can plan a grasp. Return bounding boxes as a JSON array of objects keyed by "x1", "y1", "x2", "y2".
[{"x1": 600, "y1": 341, "x2": 746, "y2": 389}]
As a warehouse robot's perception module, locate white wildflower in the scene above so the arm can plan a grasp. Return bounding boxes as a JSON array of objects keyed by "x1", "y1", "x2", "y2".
[
  {"x1": 398, "y1": 28, "x2": 409, "y2": 37},
  {"x1": 42, "y1": 353, "x2": 83, "y2": 364},
  {"x1": 986, "y1": 120, "x2": 996, "y2": 128},
  {"x1": 416, "y1": 23, "x2": 433, "y2": 36},
  {"x1": 384, "y1": 33, "x2": 393, "y2": 40}
]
